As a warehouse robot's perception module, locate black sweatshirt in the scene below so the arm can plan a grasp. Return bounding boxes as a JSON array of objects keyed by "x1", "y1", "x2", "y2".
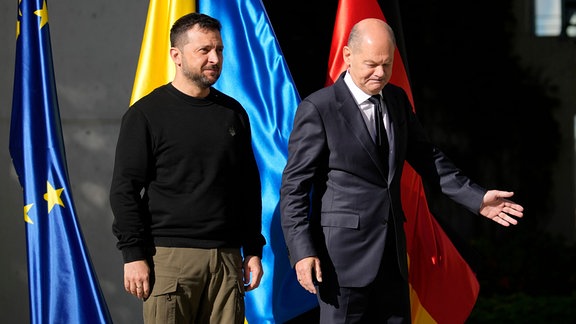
[{"x1": 110, "y1": 83, "x2": 265, "y2": 263}]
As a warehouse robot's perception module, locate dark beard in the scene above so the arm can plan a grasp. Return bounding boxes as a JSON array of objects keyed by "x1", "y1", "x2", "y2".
[{"x1": 184, "y1": 68, "x2": 220, "y2": 89}]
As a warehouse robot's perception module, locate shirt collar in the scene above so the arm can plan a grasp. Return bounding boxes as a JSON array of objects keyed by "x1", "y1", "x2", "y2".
[{"x1": 343, "y1": 70, "x2": 381, "y2": 105}]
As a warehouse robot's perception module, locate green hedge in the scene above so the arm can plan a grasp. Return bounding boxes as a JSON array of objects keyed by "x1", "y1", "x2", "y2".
[{"x1": 468, "y1": 293, "x2": 576, "y2": 323}]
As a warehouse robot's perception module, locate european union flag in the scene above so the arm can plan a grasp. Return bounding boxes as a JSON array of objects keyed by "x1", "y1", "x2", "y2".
[
  {"x1": 9, "y1": 0, "x2": 112, "y2": 323},
  {"x1": 199, "y1": 0, "x2": 319, "y2": 322}
]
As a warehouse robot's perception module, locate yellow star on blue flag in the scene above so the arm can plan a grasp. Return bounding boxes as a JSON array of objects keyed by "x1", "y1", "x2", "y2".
[{"x1": 43, "y1": 181, "x2": 64, "y2": 212}]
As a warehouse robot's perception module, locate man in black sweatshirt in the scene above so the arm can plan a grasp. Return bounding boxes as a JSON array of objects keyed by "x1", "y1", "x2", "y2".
[{"x1": 110, "y1": 12, "x2": 265, "y2": 324}]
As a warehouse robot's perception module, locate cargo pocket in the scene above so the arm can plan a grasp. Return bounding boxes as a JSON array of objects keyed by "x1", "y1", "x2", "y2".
[
  {"x1": 145, "y1": 275, "x2": 180, "y2": 324},
  {"x1": 234, "y1": 278, "x2": 245, "y2": 324}
]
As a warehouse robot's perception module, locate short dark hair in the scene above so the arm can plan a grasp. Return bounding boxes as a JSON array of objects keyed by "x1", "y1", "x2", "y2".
[{"x1": 170, "y1": 13, "x2": 222, "y2": 48}]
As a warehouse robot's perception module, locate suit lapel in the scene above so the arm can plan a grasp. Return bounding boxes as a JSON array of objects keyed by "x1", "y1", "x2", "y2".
[{"x1": 333, "y1": 77, "x2": 389, "y2": 181}]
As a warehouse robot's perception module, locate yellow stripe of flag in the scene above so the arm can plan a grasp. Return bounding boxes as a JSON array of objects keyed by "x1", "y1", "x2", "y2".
[{"x1": 130, "y1": 0, "x2": 195, "y2": 105}]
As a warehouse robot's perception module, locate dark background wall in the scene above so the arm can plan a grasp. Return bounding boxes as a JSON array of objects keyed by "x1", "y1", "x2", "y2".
[{"x1": 1, "y1": 0, "x2": 574, "y2": 323}]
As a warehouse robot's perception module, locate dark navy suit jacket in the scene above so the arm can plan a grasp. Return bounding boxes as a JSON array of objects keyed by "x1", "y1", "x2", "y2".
[{"x1": 280, "y1": 72, "x2": 485, "y2": 288}]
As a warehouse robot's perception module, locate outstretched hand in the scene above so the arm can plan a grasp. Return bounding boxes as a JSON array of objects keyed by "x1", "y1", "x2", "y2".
[{"x1": 479, "y1": 190, "x2": 524, "y2": 226}]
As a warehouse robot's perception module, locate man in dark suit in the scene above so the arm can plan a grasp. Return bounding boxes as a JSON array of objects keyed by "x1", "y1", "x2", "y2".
[{"x1": 280, "y1": 18, "x2": 524, "y2": 324}]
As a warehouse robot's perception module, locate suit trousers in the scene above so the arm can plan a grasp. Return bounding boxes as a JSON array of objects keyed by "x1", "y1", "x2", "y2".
[{"x1": 317, "y1": 217, "x2": 411, "y2": 324}]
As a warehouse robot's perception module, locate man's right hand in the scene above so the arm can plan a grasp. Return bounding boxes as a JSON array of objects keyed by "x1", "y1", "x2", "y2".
[
  {"x1": 124, "y1": 260, "x2": 150, "y2": 300},
  {"x1": 295, "y1": 257, "x2": 322, "y2": 294}
]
